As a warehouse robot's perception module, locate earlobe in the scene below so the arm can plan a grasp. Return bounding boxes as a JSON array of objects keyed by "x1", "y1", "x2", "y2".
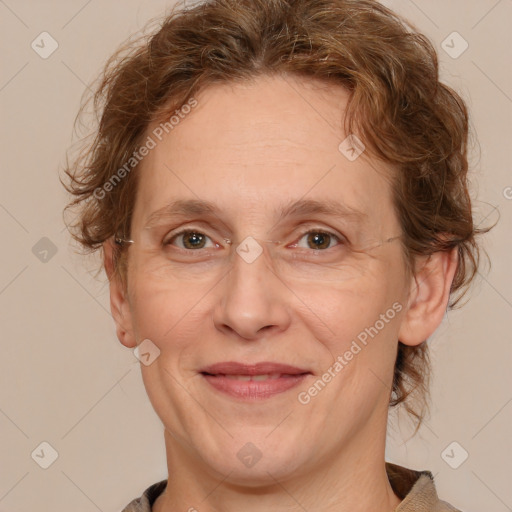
[
  {"x1": 398, "y1": 247, "x2": 458, "y2": 347},
  {"x1": 103, "y1": 238, "x2": 137, "y2": 348}
]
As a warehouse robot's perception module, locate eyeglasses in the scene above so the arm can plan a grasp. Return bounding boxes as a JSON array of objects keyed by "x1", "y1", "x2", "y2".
[{"x1": 114, "y1": 229, "x2": 404, "y2": 285}]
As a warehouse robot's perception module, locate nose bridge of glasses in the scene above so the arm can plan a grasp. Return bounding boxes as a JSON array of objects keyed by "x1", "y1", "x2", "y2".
[
  {"x1": 223, "y1": 236, "x2": 283, "y2": 270},
  {"x1": 223, "y1": 236, "x2": 281, "y2": 246}
]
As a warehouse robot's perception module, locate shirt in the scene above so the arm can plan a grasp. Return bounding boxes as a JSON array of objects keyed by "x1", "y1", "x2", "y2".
[{"x1": 121, "y1": 462, "x2": 462, "y2": 511}]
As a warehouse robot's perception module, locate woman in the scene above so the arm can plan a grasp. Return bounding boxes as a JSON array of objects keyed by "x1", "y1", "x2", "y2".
[{"x1": 63, "y1": 0, "x2": 491, "y2": 510}]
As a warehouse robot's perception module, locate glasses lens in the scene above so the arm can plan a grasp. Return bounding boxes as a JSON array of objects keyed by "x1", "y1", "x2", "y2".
[
  {"x1": 132, "y1": 227, "x2": 402, "y2": 284},
  {"x1": 245, "y1": 235, "x2": 401, "y2": 283}
]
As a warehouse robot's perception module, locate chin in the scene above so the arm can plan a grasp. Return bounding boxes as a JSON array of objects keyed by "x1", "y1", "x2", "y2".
[{"x1": 199, "y1": 439, "x2": 308, "y2": 485}]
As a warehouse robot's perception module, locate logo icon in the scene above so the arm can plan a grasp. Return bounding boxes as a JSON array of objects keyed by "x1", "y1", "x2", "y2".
[
  {"x1": 31, "y1": 441, "x2": 59, "y2": 469},
  {"x1": 31, "y1": 32, "x2": 59, "y2": 59},
  {"x1": 441, "y1": 441, "x2": 469, "y2": 469},
  {"x1": 441, "y1": 32, "x2": 469, "y2": 59},
  {"x1": 237, "y1": 442, "x2": 262, "y2": 468},
  {"x1": 338, "y1": 134, "x2": 365, "y2": 161},
  {"x1": 32, "y1": 237, "x2": 58, "y2": 263},
  {"x1": 236, "y1": 236, "x2": 263, "y2": 264},
  {"x1": 134, "y1": 339, "x2": 161, "y2": 366}
]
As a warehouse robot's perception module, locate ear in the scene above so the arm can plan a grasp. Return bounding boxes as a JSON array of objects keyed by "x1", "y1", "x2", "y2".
[
  {"x1": 398, "y1": 246, "x2": 458, "y2": 347},
  {"x1": 103, "y1": 238, "x2": 136, "y2": 348}
]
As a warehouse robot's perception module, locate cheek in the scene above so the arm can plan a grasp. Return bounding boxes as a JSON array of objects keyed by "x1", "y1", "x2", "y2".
[
  {"x1": 310, "y1": 269, "x2": 400, "y2": 327},
  {"x1": 126, "y1": 247, "x2": 406, "y2": 354},
  {"x1": 127, "y1": 268, "x2": 208, "y2": 344},
  {"x1": 302, "y1": 272, "x2": 404, "y2": 372}
]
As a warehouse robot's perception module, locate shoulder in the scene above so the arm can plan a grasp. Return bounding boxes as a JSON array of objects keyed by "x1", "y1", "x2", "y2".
[
  {"x1": 386, "y1": 462, "x2": 463, "y2": 512},
  {"x1": 122, "y1": 467, "x2": 464, "y2": 512},
  {"x1": 121, "y1": 480, "x2": 167, "y2": 512}
]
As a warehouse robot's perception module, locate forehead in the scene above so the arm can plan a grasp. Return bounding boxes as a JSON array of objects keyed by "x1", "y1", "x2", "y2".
[{"x1": 133, "y1": 74, "x2": 398, "y2": 233}]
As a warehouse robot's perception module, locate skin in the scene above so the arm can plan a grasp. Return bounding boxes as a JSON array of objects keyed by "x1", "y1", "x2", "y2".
[{"x1": 104, "y1": 73, "x2": 458, "y2": 512}]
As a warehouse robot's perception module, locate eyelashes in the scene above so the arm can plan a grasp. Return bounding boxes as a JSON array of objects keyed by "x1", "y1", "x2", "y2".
[{"x1": 164, "y1": 227, "x2": 346, "y2": 253}]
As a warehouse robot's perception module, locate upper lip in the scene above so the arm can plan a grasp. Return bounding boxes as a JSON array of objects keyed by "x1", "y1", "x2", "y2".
[{"x1": 200, "y1": 361, "x2": 311, "y2": 376}]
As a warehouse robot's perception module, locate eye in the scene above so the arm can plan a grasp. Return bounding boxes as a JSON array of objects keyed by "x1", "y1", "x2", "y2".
[
  {"x1": 164, "y1": 229, "x2": 218, "y2": 250},
  {"x1": 291, "y1": 229, "x2": 344, "y2": 250},
  {"x1": 163, "y1": 227, "x2": 345, "y2": 252}
]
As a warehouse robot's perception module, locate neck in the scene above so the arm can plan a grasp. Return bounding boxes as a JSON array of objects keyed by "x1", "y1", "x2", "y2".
[{"x1": 153, "y1": 416, "x2": 402, "y2": 512}]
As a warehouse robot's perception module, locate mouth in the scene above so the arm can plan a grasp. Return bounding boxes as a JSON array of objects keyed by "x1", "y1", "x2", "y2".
[{"x1": 199, "y1": 362, "x2": 312, "y2": 400}]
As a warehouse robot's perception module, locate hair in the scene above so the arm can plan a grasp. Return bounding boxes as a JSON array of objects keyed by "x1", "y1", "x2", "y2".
[{"x1": 62, "y1": 0, "x2": 495, "y2": 431}]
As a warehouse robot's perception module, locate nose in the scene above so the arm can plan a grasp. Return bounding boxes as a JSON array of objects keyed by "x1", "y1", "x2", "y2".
[{"x1": 212, "y1": 240, "x2": 292, "y2": 341}]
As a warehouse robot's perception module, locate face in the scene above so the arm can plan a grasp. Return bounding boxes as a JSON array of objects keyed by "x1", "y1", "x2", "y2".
[{"x1": 113, "y1": 74, "x2": 417, "y2": 484}]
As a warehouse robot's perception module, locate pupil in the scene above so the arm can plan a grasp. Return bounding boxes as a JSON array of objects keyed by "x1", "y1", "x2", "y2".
[
  {"x1": 185, "y1": 232, "x2": 205, "y2": 249},
  {"x1": 309, "y1": 233, "x2": 329, "y2": 249}
]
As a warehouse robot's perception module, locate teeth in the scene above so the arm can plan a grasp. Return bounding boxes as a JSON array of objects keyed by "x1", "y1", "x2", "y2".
[
  {"x1": 223, "y1": 373, "x2": 282, "y2": 381},
  {"x1": 225, "y1": 374, "x2": 252, "y2": 381}
]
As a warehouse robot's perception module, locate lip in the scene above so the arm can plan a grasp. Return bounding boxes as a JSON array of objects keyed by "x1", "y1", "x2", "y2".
[
  {"x1": 200, "y1": 361, "x2": 310, "y2": 376},
  {"x1": 199, "y1": 361, "x2": 311, "y2": 401}
]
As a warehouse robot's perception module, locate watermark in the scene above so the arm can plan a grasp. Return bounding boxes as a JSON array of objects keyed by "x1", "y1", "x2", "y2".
[
  {"x1": 91, "y1": 97, "x2": 198, "y2": 201},
  {"x1": 441, "y1": 31, "x2": 469, "y2": 60},
  {"x1": 235, "y1": 236, "x2": 264, "y2": 264},
  {"x1": 441, "y1": 441, "x2": 469, "y2": 469},
  {"x1": 31, "y1": 31, "x2": 59, "y2": 59},
  {"x1": 297, "y1": 301, "x2": 403, "y2": 405},
  {"x1": 503, "y1": 186, "x2": 512, "y2": 200},
  {"x1": 32, "y1": 236, "x2": 58, "y2": 263},
  {"x1": 184, "y1": 0, "x2": 205, "y2": 8},
  {"x1": 237, "y1": 442, "x2": 263, "y2": 468},
  {"x1": 31, "y1": 441, "x2": 59, "y2": 469},
  {"x1": 338, "y1": 134, "x2": 365, "y2": 161},
  {"x1": 133, "y1": 338, "x2": 161, "y2": 366}
]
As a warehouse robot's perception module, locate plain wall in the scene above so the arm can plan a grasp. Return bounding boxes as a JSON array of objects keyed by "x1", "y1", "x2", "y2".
[{"x1": 0, "y1": 1, "x2": 510, "y2": 510}]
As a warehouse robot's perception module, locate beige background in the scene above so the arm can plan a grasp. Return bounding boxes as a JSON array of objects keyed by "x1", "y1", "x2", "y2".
[{"x1": 0, "y1": 0, "x2": 510, "y2": 511}]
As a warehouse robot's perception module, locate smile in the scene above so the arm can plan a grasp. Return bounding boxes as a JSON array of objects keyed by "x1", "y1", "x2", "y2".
[{"x1": 200, "y1": 372, "x2": 310, "y2": 400}]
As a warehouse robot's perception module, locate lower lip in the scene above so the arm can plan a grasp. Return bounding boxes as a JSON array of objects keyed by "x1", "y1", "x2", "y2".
[{"x1": 201, "y1": 373, "x2": 309, "y2": 400}]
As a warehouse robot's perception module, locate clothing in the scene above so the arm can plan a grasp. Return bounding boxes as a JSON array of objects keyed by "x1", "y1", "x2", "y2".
[{"x1": 121, "y1": 462, "x2": 462, "y2": 511}]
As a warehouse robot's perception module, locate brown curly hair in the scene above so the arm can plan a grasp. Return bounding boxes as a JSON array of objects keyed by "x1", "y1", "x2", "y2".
[{"x1": 62, "y1": 0, "x2": 494, "y2": 431}]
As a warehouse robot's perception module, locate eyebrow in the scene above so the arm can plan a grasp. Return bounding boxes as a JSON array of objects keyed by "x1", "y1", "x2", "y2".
[{"x1": 143, "y1": 198, "x2": 368, "y2": 229}]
